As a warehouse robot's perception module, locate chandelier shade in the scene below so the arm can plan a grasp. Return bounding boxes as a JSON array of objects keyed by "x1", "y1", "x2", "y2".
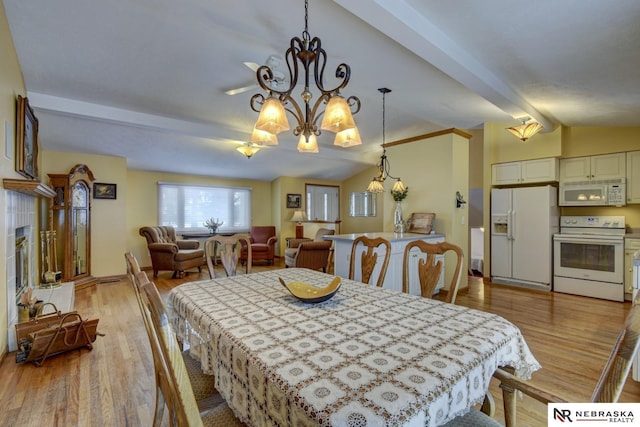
[
  {"x1": 251, "y1": 127, "x2": 279, "y2": 146},
  {"x1": 506, "y1": 119, "x2": 543, "y2": 141},
  {"x1": 334, "y1": 127, "x2": 362, "y2": 148},
  {"x1": 297, "y1": 134, "x2": 319, "y2": 153},
  {"x1": 249, "y1": 0, "x2": 361, "y2": 153},
  {"x1": 367, "y1": 88, "x2": 406, "y2": 193},
  {"x1": 320, "y1": 95, "x2": 357, "y2": 133},
  {"x1": 254, "y1": 97, "x2": 290, "y2": 135}
]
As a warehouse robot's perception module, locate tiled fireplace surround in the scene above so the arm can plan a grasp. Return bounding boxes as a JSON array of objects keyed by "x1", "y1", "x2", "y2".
[{"x1": 5, "y1": 190, "x2": 37, "y2": 351}]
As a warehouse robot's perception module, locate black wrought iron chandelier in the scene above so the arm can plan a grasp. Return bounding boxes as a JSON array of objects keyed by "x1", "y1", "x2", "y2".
[
  {"x1": 249, "y1": 0, "x2": 361, "y2": 153},
  {"x1": 367, "y1": 88, "x2": 406, "y2": 193}
]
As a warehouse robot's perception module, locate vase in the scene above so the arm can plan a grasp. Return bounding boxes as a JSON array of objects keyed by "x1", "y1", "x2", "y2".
[{"x1": 394, "y1": 201, "x2": 405, "y2": 233}]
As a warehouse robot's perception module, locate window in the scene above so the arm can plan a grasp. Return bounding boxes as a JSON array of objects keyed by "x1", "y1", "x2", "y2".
[
  {"x1": 306, "y1": 184, "x2": 339, "y2": 221},
  {"x1": 158, "y1": 182, "x2": 251, "y2": 233},
  {"x1": 350, "y1": 191, "x2": 376, "y2": 217}
]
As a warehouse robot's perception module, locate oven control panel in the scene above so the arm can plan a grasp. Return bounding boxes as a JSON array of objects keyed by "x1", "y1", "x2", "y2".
[{"x1": 561, "y1": 215, "x2": 625, "y2": 229}]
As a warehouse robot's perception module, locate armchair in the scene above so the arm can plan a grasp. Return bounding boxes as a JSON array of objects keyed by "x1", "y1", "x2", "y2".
[
  {"x1": 285, "y1": 228, "x2": 335, "y2": 271},
  {"x1": 241, "y1": 226, "x2": 278, "y2": 265},
  {"x1": 138, "y1": 226, "x2": 204, "y2": 278}
]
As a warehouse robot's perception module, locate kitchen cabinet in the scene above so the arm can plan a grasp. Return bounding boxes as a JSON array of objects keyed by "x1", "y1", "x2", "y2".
[
  {"x1": 491, "y1": 157, "x2": 558, "y2": 185},
  {"x1": 325, "y1": 232, "x2": 445, "y2": 295},
  {"x1": 627, "y1": 150, "x2": 640, "y2": 204},
  {"x1": 560, "y1": 153, "x2": 626, "y2": 182},
  {"x1": 625, "y1": 238, "x2": 640, "y2": 301}
]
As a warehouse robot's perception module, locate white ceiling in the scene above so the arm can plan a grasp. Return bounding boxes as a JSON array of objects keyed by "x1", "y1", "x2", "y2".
[{"x1": 4, "y1": 0, "x2": 640, "y2": 181}]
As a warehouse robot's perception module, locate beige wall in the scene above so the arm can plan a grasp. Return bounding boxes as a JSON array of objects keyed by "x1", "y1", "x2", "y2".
[
  {"x1": 385, "y1": 130, "x2": 470, "y2": 290},
  {"x1": 127, "y1": 170, "x2": 273, "y2": 268},
  {"x1": 0, "y1": 2, "x2": 27, "y2": 354},
  {"x1": 340, "y1": 166, "x2": 384, "y2": 234}
]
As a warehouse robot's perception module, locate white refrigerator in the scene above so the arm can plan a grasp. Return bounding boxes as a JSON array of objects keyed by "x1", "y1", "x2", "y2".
[{"x1": 491, "y1": 185, "x2": 558, "y2": 290}]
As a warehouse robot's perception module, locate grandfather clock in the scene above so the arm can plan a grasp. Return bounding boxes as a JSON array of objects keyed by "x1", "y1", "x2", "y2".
[{"x1": 48, "y1": 164, "x2": 97, "y2": 288}]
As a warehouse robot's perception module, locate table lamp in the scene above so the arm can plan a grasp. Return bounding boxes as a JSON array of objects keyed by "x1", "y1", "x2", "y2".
[{"x1": 290, "y1": 210, "x2": 307, "y2": 238}]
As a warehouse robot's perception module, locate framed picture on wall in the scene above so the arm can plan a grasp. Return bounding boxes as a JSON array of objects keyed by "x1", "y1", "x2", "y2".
[
  {"x1": 16, "y1": 95, "x2": 39, "y2": 179},
  {"x1": 94, "y1": 183, "x2": 117, "y2": 199},
  {"x1": 286, "y1": 193, "x2": 301, "y2": 208}
]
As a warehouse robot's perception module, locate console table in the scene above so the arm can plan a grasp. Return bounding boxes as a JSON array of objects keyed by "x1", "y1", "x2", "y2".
[{"x1": 324, "y1": 232, "x2": 445, "y2": 295}]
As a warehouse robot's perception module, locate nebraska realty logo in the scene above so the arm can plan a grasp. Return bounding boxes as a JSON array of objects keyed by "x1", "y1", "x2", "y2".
[{"x1": 549, "y1": 403, "x2": 639, "y2": 425}]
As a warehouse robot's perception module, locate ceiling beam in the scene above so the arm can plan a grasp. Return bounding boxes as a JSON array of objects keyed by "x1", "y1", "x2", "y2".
[{"x1": 334, "y1": 0, "x2": 555, "y2": 131}]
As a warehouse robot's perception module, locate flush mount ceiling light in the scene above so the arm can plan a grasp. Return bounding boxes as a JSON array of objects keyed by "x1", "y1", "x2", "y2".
[
  {"x1": 506, "y1": 117, "x2": 543, "y2": 141},
  {"x1": 236, "y1": 142, "x2": 261, "y2": 159},
  {"x1": 250, "y1": 0, "x2": 361, "y2": 153},
  {"x1": 367, "y1": 88, "x2": 406, "y2": 193}
]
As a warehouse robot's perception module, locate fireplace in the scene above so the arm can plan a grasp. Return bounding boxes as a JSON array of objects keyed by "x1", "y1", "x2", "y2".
[
  {"x1": 5, "y1": 191, "x2": 38, "y2": 351},
  {"x1": 15, "y1": 227, "x2": 30, "y2": 304}
]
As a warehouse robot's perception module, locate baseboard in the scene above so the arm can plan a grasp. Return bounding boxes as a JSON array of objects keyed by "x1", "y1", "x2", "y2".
[{"x1": 98, "y1": 274, "x2": 127, "y2": 283}]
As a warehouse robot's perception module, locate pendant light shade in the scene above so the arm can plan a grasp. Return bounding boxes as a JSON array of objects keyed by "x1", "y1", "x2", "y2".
[
  {"x1": 333, "y1": 127, "x2": 362, "y2": 148},
  {"x1": 297, "y1": 134, "x2": 319, "y2": 153},
  {"x1": 320, "y1": 95, "x2": 357, "y2": 133},
  {"x1": 250, "y1": 127, "x2": 278, "y2": 146},
  {"x1": 506, "y1": 119, "x2": 543, "y2": 141},
  {"x1": 367, "y1": 178, "x2": 385, "y2": 193},
  {"x1": 255, "y1": 97, "x2": 290, "y2": 135},
  {"x1": 391, "y1": 179, "x2": 407, "y2": 193}
]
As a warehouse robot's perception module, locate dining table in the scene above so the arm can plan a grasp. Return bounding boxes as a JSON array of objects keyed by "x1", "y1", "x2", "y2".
[{"x1": 167, "y1": 268, "x2": 541, "y2": 427}]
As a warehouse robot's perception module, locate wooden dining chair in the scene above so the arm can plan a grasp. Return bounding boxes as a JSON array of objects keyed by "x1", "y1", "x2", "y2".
[
  {"x1": 204, "y1": 235, "x2": 251, "y2": 278},
  {"x1": 402, "y1": 240, "x2": 464, "y2": 304},
  {"x1": 348, "y1": 236, "x2": 391, "y2": 287},
  {"x1": 138, "y1": 270, "x2": 244, "y2": 427},
  {"x1": 124, "y1": 252, "x2": 239, "y2": 426}
]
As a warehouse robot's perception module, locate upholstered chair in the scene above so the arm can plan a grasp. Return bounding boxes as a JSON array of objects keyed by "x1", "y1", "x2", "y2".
[
  {"x1": 138, "y1": 226, "x2": 204, "y2": 278},
  {"x1": 285, "y1": 228, "x2": 335, "y2": 271},
  {"x1": 241, "y1": 226, "x2": 278, "y2": 265}
]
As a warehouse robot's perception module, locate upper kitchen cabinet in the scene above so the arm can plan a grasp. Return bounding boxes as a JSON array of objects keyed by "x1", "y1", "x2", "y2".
[
  {"x1": 559, "y1": 153, "x2": 626, "y2": 182},
  {"x1": 627, "y1": 151, "x2": 640, "y2": 204},
  {"x1": 491, "y1": 157, "x2": 558, "y2": 186}
]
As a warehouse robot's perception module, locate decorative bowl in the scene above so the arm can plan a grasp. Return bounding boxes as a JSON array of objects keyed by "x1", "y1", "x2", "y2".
[{"x1": 278, "y1": 277, "x2": 341, "y2": 303}]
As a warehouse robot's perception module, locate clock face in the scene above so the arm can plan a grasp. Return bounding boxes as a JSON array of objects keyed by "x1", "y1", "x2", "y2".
[{"x1": 72, "y1": 183, "x2": 87, "y2": 208}]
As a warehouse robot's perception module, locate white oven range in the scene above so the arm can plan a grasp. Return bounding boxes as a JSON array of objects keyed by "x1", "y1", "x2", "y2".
[{"x1": 553, "y1": 215, "x2": 625, "y2": 302}]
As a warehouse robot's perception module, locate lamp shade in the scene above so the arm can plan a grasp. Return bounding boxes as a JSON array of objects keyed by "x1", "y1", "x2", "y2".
[
  {"x1": 391, "y1": 179, "x2": 407, "y2": 192},
  {"x1": 506, "y1": 122, "x2": 543, "y2": 141},
  {"x1": 320, "y1": 95, "x2": 356, "y2": 133},
  {"x1": 255, "y1": 97, "x2": 290, "y2": 135},
  {"x1": 250, "y1": 127, "x2": 278, "y2": 146},
  {"x1": 297, "y1": 134, "x2": 319, "y2": 153},
  {"x1": 367, "y1": 178, "x2": 385, "y2": 193},
  {"x1": 333, "y1": 127, "x2": 362, "y2": 148},
  {"x1": 290, "y1": 210, "x2": 307, "y2": 222}
]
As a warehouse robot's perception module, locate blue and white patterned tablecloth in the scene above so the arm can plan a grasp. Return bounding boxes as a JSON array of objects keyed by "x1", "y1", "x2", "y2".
[{"x1": 168, "y1": 268, "x2": 540, "y2": 427}]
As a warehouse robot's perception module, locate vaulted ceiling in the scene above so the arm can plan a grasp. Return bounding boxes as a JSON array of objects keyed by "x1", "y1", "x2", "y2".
[{"x1": 4, "y1": 0, "x2": 640, "y2": 181}]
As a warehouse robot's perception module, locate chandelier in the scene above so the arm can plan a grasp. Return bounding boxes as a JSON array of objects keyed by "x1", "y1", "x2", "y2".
[
  {"x1": 250, "y1": 0, "x2": 361, "y2": 153},
  {"x1": 367, "y1": 88, "x2": 406, "y2": 193},
  {"x1": 506, "y1": 117, "x2": 543, "y2": 141}
]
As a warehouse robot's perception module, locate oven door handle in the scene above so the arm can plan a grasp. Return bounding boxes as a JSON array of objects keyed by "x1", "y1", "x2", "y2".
[{"x1": 553, "y1": 235, "x2": 623, "y2": 245}]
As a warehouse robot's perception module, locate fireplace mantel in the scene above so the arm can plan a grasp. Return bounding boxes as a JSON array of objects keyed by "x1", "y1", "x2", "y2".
[{"x1": 3, "y1": 178, "x2": 55, "y2": 198}]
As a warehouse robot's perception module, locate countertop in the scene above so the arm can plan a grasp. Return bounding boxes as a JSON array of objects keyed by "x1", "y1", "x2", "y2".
[{"x1": 324, "y1": 232, "x2": 445, "y2": 242}]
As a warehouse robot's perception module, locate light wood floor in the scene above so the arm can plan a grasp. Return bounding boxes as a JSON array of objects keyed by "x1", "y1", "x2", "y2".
[{"x1": 1, "y1": 260, "x2": 638, "y2": 427}]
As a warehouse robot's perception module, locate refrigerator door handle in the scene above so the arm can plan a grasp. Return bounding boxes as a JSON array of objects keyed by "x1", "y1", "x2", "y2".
[
  {"x1": 507, "y1": 209, "x2": 513, "y2": 240},
  {"x1": 511, "y1": 211, "x2": 516, "y2": 240}
]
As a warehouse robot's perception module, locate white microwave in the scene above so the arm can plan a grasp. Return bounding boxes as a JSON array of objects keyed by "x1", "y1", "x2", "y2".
[{"x1": 559, "y1": 179, "x2": 626, "y2": 206}]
